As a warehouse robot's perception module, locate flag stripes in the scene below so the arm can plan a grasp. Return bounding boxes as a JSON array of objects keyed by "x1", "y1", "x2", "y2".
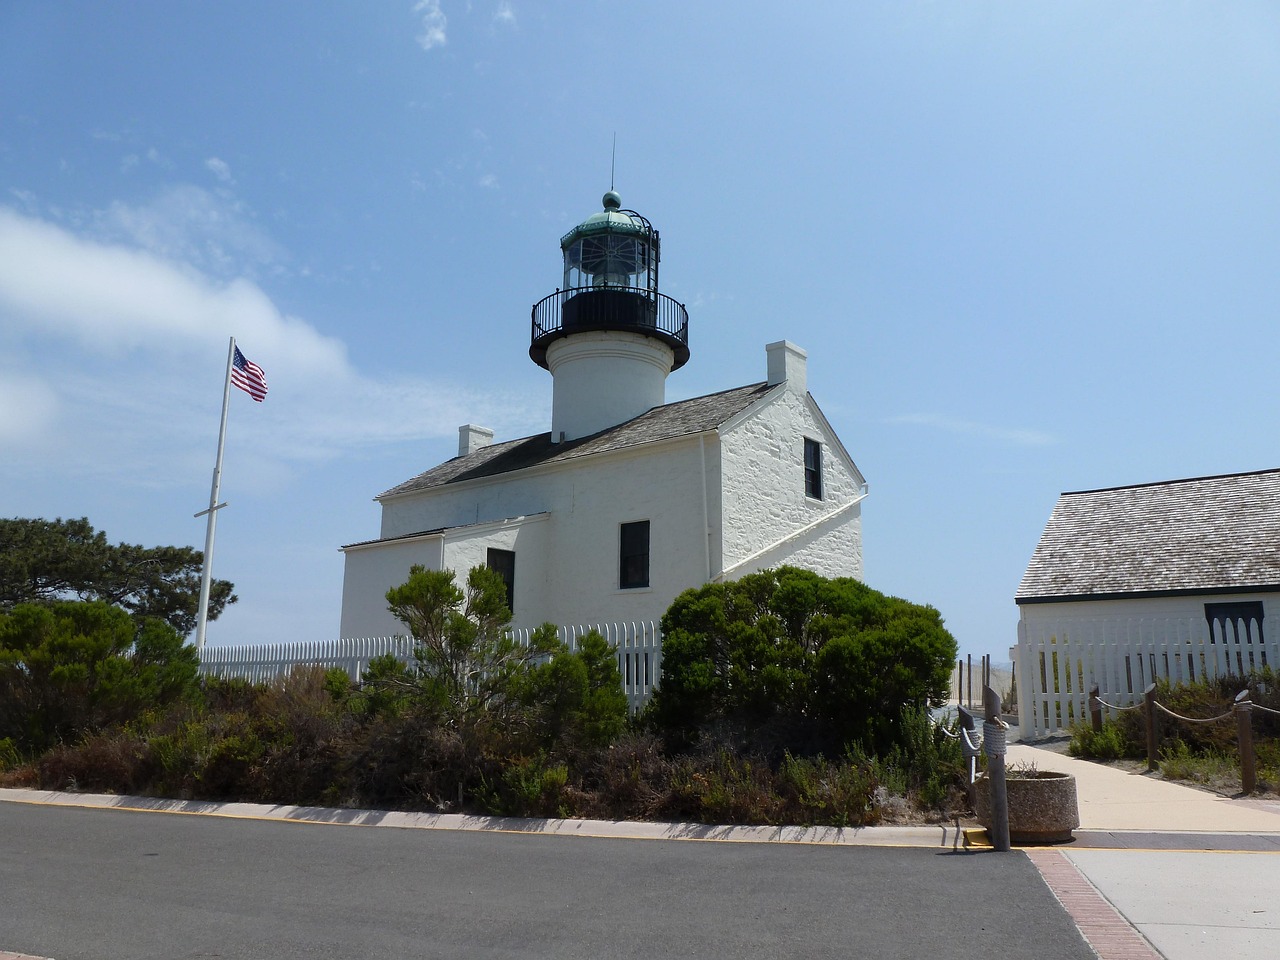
[{"x1": 231, "y1": 346, "x2": 268, "y2": 401}]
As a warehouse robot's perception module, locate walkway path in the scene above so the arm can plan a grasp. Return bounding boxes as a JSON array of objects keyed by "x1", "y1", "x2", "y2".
[{"x1": 1008, "y1": 741, "x2": 1280, "y2": 960}]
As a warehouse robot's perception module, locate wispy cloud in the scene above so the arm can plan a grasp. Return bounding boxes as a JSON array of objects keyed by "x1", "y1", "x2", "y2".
[
  {"x1": 94, "y1": 185, "x2": 287, "y2": 279},
  {"x1": 888, "y1": 413, "x2": 1056, "y2": 446},
  {"x1": 415, "y1": 0, "x2": 447, "y2": 50},
  {"x1": 478, "y1": 173, "x2": 498, "y2": 189},
  {"x1": 0, "y1": 205, "x2": 541, "y2": 490},
  {"x1": 205, "y1": 157, "x2": 233, "y2": 183},
  {"x1": 494, "y1": 2, "x2": 516, "y2": 27}
]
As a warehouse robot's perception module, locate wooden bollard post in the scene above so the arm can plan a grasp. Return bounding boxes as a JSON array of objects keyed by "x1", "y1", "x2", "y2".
[
  {"x1": 967, "y1": 654, "x2": 973, "y2": 710},
  {"x1": 984, "y1": 686, "x2": 1010, "y2": 852},
  {"x1": 957, "y1": 705, "x2": 978, "y2": 808},
  {"x1": 1235, "y1": 690, "x2": 1256, "y2": 794},
  {"x1": 1144, "y1": 683, "x2": 1159, "y2": 772},
  {"x1": 1089, "y1": 685, "x2": 1103, "y2": 734}
]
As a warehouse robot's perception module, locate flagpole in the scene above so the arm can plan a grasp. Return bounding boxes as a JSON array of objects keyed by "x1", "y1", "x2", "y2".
[{"x1": 194, "y1": 336, "x2": 235, "y2": 654}]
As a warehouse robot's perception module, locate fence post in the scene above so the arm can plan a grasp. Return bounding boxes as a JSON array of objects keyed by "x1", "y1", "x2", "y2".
[
  {"x1": 967, "y1": 654, "x2": 973, "y2": 710},
  {"x1": 1143, "y1": 682, "x2": 1159, "y2": 772},
  {"x1": 1089, "y1": 685, "x2": 1102, "y2": 734},
  {"x1": 1235, "y1": 690, "x2": 1256, "y2": 794},
  {"x1": 984, "y1": 686, "x2": 1010, "y2": 853}
]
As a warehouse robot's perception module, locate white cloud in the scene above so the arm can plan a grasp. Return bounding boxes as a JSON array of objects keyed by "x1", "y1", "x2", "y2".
[
  {"x1": 0, "y1": 205, "x2": 332, "y2": 363},
  {"x1": 206, "y1": 157, "x2": 233, "y2": 183},
  {"x1": 478, "y1": 173, "x2": 498, "y2": 189},
  {"x1": 494, "y1": 2, "x2": 515, "y2": 26},
  {"x1": 0, "y1": 206, "x2": 541, "y2": 487},
  {"x1": 415, "y1": 0, "x2": 447, "y2": 50},
  {"x1": 888, "y1": 413, "x2": 1056, "y2": 446}
]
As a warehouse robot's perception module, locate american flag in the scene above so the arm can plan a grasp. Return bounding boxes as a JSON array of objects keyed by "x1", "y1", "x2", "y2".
[{"x1": 231, "y1": 346, "x2": 268, "y2": 402}]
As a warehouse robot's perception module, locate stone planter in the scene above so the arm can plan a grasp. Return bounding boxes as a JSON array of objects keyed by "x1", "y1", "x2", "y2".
[{"x1": 975, "y1": 771, "x2": 1079, "y2": 844}]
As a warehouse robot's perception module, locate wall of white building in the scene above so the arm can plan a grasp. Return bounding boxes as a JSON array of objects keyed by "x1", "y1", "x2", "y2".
[
  {"x1": 718, "y1": 386, "x2": 864, "y2": 581},
  {"x1": 344, "y1": 436, "x2": 716, "y2": 636},
  {"x1": 339, "y1": 514, "x2": 550, "y2": 638}
]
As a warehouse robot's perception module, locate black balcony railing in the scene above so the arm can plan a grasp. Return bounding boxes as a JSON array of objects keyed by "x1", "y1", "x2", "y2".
[{"x1": 530, "y1": 287, "x2": 689, "y2": 370}]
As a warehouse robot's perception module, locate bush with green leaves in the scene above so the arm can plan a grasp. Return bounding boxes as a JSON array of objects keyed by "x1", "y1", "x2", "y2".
[
  {"x1": 382, "y1": 564, "x2": 560, "y2": 738},
  {"x1": 1068, "y1": 718, "x2": 1135, "y2": 761},
  {"x1": 646, "y1": 566, "x2": 957, "y2": 757},
  {"x1": 0, "y1": 600, "x2": 198, "y2": 754}
]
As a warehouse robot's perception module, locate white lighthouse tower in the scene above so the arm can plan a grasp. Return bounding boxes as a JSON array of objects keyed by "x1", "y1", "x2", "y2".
[{"x1": 530, "y1": 191, "x2": 690, "y2": 441}]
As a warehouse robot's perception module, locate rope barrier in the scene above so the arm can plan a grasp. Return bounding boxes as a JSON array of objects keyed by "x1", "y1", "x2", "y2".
[
  {"x1": 1094, "y1": 696, "x2": 1143, "y2": 712},
  {"x1": 982, "y1": 720, "x2": 1007, "y2": 757},
  {"x1": 1250, "y1": 702, "x2": 1280, "y2": 717},
  {"x1": 1152, "y1": 701, "x2": 1236, "y2": 724}
]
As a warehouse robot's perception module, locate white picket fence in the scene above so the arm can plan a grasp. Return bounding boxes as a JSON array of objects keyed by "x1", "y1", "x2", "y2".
[
  {"x1": 197, "y1": 620, "x2": 664, "y2": 712},
  {"x1": 1015, "y1": 615, "x2": 1277, "y2": 739}
]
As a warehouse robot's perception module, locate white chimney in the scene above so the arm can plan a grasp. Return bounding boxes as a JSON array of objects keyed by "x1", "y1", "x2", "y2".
[
  {"x1": 766, "y1": 340, "x2": 807, "y2": 394},
  {"x1": 458, "y1": 424, "x2": 494, "y2": 457}
]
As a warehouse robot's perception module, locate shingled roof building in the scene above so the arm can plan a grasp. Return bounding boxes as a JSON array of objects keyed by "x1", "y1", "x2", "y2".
[
  {"x1": 1014, "y1": 469, "x2": 1280, "y2": 737},
  {"x1": 338, "y1": 193, "x2": 867, "y2": 639}
]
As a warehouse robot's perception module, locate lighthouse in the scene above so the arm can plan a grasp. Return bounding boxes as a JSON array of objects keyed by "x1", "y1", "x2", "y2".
[{"x1": 530, "y1": 191, "x2": 690, "y2": 442}]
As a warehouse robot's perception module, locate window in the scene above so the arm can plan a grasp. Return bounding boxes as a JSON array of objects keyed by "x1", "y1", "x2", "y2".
[
  {"x1": 619, "y1": 520, "x2": 650, "y2": 589},
  {"x1": 486, "y1": 548, "x2": 516, "y2": 614},
  {"x1": 804, "y1": 437, "x2": 823, "y2": 500},
  {"x1": 1205, "y1": 601, "x2": 1265, "y2": 645}
]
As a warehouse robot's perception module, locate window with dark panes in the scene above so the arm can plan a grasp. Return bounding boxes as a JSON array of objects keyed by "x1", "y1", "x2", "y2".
[
  {"x1": 619, "y1": 520, "x2": 650, "y2": 589},
  {"x1": 1204, "y1": 601, "x2": 1265, "y2": 648},
  {"x1": 486, "y1": 548, "x2": 516, "y2": 613},
  {"x1": 804, "y1": 437, "x2": 823, "y2": 500}
]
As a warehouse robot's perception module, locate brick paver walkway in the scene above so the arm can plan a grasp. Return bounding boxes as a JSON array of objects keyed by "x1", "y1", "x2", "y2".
[{"x1": 1025, "y1": 848, "x2": 1163, "y2": 960}]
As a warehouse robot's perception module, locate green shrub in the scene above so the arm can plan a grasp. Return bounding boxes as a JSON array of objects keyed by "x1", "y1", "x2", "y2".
[
  {"x1": 485, "y1": 755, "x2": 573, "y2": 819},
  {"x1": 0, "y1": 601, "x2": 197, "y2": 753},
  {"x1": 1158, "y1": 738, "x2": 1239, "y2": 785},
  {"x1": 1068, "y1": 719, "x2": 1135, "y2": 760},
  {"x1": 0, "y1": 737, "x2": 19, "y2": 772},
  {"x1": 647, "y1": 567, "x2": 956, "y2": 758}
]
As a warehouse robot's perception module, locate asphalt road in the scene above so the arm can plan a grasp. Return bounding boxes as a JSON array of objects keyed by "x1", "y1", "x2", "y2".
[{"x1": 1, "y1": 801, "x2": 1095, "y2": 960}]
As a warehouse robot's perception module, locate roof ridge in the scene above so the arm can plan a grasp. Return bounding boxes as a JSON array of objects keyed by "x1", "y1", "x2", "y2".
[{"x1": 1062, "y1": 466, "x2": 1280, "y2": 497}]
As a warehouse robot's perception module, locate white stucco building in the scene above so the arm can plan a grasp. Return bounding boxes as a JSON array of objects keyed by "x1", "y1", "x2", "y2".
[{"x1": 338, "y1": 191, "x2": 867, "y2": 638}]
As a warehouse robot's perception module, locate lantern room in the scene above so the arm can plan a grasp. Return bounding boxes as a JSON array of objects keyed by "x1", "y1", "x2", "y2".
[{"x1": 531, "y1": 191, "x2": 689, "y2": 373}]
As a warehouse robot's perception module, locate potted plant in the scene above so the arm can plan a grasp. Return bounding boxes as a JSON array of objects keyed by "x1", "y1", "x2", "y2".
[{"x1": 974, "y1": 764, "x2": 1079, "y2": 844}]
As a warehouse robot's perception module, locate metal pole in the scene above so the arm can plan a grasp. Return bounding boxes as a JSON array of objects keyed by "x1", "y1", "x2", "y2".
[
  {"x1": 984, "y1": 686, "x2": 1010, "y2": 852},
  {"x1": 194, "y1": 337, "x2": 235, "y2": 654}
]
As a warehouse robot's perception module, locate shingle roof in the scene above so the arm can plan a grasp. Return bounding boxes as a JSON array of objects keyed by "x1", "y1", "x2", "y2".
[
  {"x1": 379, "y1": 382, "x2": 775, "y2": 500},
  {"x1": 1016, "y1": 468, "x2": 1280, "y2": 603}
]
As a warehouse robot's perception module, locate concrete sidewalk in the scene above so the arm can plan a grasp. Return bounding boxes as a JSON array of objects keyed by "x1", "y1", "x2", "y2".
[
  {"x1": 1006, "y1": 741, "x2": 1280, "y2": 834},
  {"x1": 1008, "y1": 741, "x2": 1280, "y2": 960}
]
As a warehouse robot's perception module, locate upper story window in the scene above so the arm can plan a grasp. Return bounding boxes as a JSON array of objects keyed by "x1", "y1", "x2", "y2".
[
  {"x1": 486, "y1": 548, "x2": 516, "y2": 614},
  {"x1": 804, "y1": 437, "x2": 823, "y2": 500},
  {"x1": 619, "y1": 520, "x2": 650, "y2": 589}
]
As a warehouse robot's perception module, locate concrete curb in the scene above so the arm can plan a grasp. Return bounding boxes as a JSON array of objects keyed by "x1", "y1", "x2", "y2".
[{"x1": 0, "y1": 786, "x2": 962, "y2": 849}]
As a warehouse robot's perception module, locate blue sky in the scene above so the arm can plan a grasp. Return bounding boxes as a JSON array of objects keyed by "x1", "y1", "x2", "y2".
[{"x1": 2, "y1": 2, "x2": 1278, "y2": 659}]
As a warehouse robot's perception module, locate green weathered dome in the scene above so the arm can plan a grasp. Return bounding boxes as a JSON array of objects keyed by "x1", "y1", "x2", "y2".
[{"x1": 559, "y1": 191, "x2": 649, "y2": 249}]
